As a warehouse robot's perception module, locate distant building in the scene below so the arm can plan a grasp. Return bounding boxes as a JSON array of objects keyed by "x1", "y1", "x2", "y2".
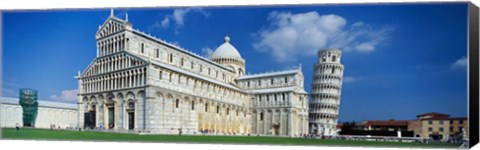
[
  {"x1": 362, "y1": 120, "x2": 409, "y2": 131},
  {"x1": 0, "y1": 97, "x2": 78, "y2": 128},
  {"x1": 359, "y1": 112, "x2": 468, "y2": 140},
  {"x1": 413, "y1": 112, "x2": 468, "y2": 140}
]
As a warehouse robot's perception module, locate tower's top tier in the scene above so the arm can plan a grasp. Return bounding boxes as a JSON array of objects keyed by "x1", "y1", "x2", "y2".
[{"x1": 318, "y1": 48, "x2": 342, "y2": 63}]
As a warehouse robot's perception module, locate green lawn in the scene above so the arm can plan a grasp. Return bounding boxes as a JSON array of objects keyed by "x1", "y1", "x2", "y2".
[{"x1": 1, "y1": 128, "x2": 459, "y2": 148}]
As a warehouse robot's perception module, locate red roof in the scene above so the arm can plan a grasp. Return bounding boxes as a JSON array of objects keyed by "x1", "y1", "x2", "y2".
[
  {"x1": 421, "y1": 117, "x2": 468, "y2": 121},
  {"x1": 336, "y1": 124, "x2": 343, "y2": 128},
  {"x1": 362, "y1": 120, "x2": 410, "y2": 127},
  {"x1": 416, "y1": 112, "x2": 450, "y2": 117}
]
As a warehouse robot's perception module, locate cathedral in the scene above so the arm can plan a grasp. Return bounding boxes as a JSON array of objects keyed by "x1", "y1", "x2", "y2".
[{"x1": 77, "y1": 11, "x2": 309, "y2": 137}]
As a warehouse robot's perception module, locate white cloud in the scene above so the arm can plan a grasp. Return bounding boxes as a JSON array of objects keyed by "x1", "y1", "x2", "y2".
[
  {"x1": 161, "y1": 17, "x2": 170, "y2": 28},
  {"x1": 48, "y1": 89, "x2": 78, "y2": 103},
  {"x1": 253, "y1": 11, "x2": 393, "y2": 62},
  {"x1": 202, "y1": 47, "x2": 215, "y2": 58},
  {"x1": 343, "y1": 76, "x2": 358, "y2": 83},
  {"x1": 355, "y1": 42, "x2": 375, "y2": 52},
  {"x1": 170, "y1": 41, "x2": 181, "y2": 47},
  {"x1": 451, "y1": 56, "x2": 467, "y2": 69},
  {"x1": 1, "y1": 88, "x2": 18, "y2": 97},
  {"x1": 352, "y1": 21, "x2": 365, "y2": 27},
  {"x1": 149, "y1": 7, "x2": 209, "y2": 33},
  {"x1": 2, "y1": 79, "x2": 21, "y2": 97}
]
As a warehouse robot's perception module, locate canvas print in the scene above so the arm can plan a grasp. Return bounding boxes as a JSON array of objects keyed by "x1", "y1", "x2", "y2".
[{"x1": 0, "y1": 2, "x2": 476, "y2": 149}]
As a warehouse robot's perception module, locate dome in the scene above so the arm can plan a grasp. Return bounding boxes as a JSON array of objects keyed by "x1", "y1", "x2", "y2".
[{"x1": 211, "y1": 36, "x2": 243, "y2": 61}]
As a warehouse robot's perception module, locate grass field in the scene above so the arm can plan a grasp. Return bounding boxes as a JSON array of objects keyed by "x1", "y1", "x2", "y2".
[{"x1": 1, "y1": 128, "x2": 459, "y2": 148}]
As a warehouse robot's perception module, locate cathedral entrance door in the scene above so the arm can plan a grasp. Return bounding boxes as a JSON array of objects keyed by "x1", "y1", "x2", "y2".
[
  {"x1": 128, "y1": 112, "x2": 134, "y2": 130},
  {"x1": 84, "y1": 111, "x2": 96, "y2": 129},
  {"x1": 83, "y1": 113, "x2": 89, "y2": 128},
  {"x1": 273, "y1": 123, "x2": 280, "y2": 135},
  {"x1": 108, "y1": 107, "x2": 115, "y2": 128}
]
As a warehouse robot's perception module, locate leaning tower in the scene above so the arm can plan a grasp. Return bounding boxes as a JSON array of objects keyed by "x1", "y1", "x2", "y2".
[{"x1": 309, "y1": 48, "x2": 344, "y2": 136}]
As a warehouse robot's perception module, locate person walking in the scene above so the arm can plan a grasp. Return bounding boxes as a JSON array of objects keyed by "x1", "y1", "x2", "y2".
[{"x1": 15, "y1": 123, "x2": 20, "y2": 131}]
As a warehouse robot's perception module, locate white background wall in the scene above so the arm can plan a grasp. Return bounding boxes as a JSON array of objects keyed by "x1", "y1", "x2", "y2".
[{"x1": 1, "y1": 103, "x2": 78, "y2": 128}]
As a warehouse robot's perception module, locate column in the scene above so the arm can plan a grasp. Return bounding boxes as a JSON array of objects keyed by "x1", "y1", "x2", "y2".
[
  {"x1": 287, "y1": 110, "x2": 291, "y2": 136},
  {"x1": 127, "y1": 73, "x2": 130, "y2": 87},
  {"x1": 109, "y1": 76, "x2": 112, "y2": 90},
  {"x1": 129, "y1": 73, "x2": 132, "y2": 87},
  {"x1": 102, "y1": 77, "x2": 105, "y2": 91},
  {"x1": 93, "y1": 78, "x2": 96, "y2": 92},
  {"x1": 86, "y1": 80, "x2": 89, "y2": 93},
  {"x1": 117, "y1": 99, "x2": 124, "y2": 129},
  {"x1": 106, "y1": 40, "x2": 109, "y2": 55},
  {"x1": 214, "y1": 104, "x2": 217, "y2": 134},
  {"x1": 133, "y1": 72, "x2": 136, "y2": 87},
  {"x1": 121, "y1": 74, "x2": 125, "y2": 89},
  {"x1": 279, "y1": 110, "x2": 283, "y2": 135},
  {"x1": 125, "y1": 38, "x2": 130, "y2": 50},
  {"x1": 114, "y1": 75, "x2": 117, "y2": 90},
  {"x1": 263, "y1": 110, "x2": 266, "y2": 135},
  {"x1": 105, "y1": 77, "x2": 108, "y2": 91},
  {"x1": 271, "y1": 110, "x2": 274, "y2": 135},
  {"x1": 140, "y1": 71, "x2": 144, "y2": 86},
  {"x1": 114, "y1": 38, "x2": 117, "y2": 53}
]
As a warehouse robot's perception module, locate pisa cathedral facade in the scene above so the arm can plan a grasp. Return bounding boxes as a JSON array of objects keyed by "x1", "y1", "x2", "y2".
[{"x1": 77, "y1": 12, "x2": 309, "y2": 137}]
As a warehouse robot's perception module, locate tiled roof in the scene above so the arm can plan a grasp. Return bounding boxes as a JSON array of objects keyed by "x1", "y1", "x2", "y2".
[
  {"x1": 131, "y1": 29, "x2": 233, "y2": 72},
  {"x1": 336, "y1": 124, "x2": 343, "y2": 128},
  {"x1": 416, "y1": 112, "x2": 450, "y2": 117},
  {"x1": 237, "y1": 69, "x2": 299, "y2": 80},
  {"x1": 150, "y1": 61, "x2": 242, "y2": 92}
]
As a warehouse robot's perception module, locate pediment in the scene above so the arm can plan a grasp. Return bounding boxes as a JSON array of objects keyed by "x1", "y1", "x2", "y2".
[
  {"x1": 81, "y1": 52, "x2": 148, "y2": 78},
  {"x1": 96, "y1": 17, "x2": 126, "y2": 39}
]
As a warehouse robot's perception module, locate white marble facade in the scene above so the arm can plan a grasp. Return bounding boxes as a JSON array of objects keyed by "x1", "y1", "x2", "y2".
[
  {"x1": 309, "y1": 49, "x2": 344, "y2": 136},
  {"x1": 77, "y1": 11, "x2": 309, "y2": 137}
]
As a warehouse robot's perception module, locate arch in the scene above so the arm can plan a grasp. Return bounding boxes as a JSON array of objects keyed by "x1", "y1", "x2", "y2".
[
  {"x1": 226, "y1": 65, "x2": 235, "y2": 71},
  {"x1": 157, "y1": 92, "x2": 164, "y2": 100},
  {"x1": 137, "y1": 90, "x2": 145, "y2": 100},
  {"x1": 98, "y1": 94, "x2": 105, "y2": 102},
  {"x1": 166, "y1": 94, "x2": 174, "y2": 101},
  {"x1": 126, "y1": 91, "x2": 135, "y2": 101},
  {"x1": 106, "y1": 93, "x2": 115, "y2": 102},
  {"x1": 82, "y1": 96, "x2": 89, "y2": 104},
  {"x1": 89, "y1": 95, "x2": 97, "y2": 102},
  {"x1": 238, "y1": 68, "x2": 244, "y2": 76},
  {"x1": 126, "y1": 100, "x2": 135, "y2": 109},
  {"x1": 116, "y1": 92, "x2": 124, "y2": 101}
]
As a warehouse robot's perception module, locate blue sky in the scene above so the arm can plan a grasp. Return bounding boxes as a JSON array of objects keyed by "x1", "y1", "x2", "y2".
[{"x1": 2, "y1": 3, "x2": 468, "y2": 122}]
